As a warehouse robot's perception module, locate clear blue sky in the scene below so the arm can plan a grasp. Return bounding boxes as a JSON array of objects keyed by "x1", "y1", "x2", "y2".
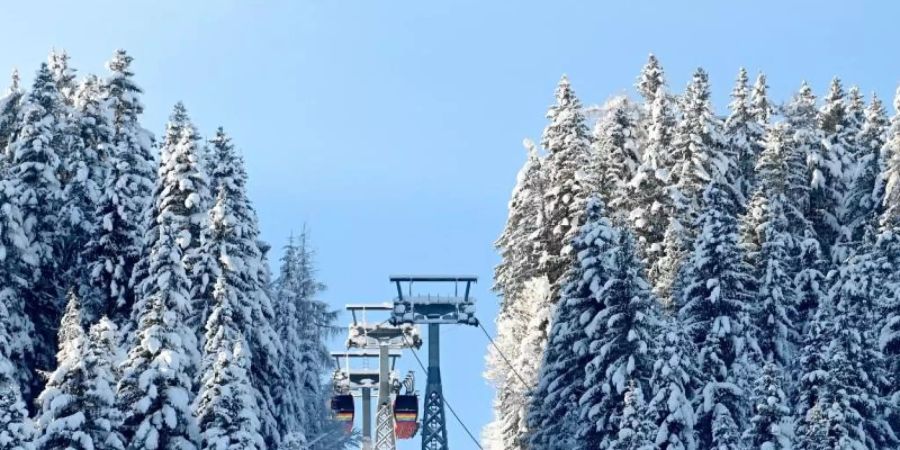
[{"x1": 2, "y1": 1, "x2": 900, "y2": 448}]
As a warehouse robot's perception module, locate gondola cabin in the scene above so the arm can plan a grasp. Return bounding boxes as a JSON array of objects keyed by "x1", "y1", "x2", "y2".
[
  {"x1": 331, "y1": 394, "x2": 354, "y2": 433},
  {"x1": 393, "y1": 394, "x2": 419, "y2": 439}
]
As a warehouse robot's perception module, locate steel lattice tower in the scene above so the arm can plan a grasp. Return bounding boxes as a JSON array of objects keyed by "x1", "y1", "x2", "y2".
[{"x1": 389, "y1": 276, "x2": 478, "y2": 450}]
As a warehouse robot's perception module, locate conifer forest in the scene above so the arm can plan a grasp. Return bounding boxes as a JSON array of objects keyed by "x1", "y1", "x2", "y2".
[
  {"x1": 3, "y1": 17, "x2": 900, "y2": 450},
  {"x1": 485, "y1": 55, "x2": 900, "y2": 450}
]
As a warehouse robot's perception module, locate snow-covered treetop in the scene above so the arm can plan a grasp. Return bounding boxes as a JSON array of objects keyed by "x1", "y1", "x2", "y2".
[{"x1": 637, "y1": 53, "x2": 666, "y2": 104}]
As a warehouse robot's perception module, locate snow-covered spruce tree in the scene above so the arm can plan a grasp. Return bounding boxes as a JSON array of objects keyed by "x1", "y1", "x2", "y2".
[
  {"x1": 669, "y1": 67, "x2": 729, "y2": 226},
  {"x1": 130, "y1": 102, "x2": 200, "y2": 313},
  {"x1": 7, "y1": 62, "x2": 69, "y2": 398},
  {"x1": 750, "y1": 73, "x2": 774, "y2": 130},
  {"x1": 35, "y1": 294, "x2": 125, "y2": 450},
  {"x1": 0, "y1": 195, "x2": 36, "y2": 450},
  {"x1": 48, "y1": 50, "x2": 77, "y2": 106},
  {"x1": 272, "y1": 227, "x2": 339, "y2": 448},
  {"x1": 486, "y1": 138, "x2": 547, "y2": 449},
  {"x1": 81, "y1": 49, "x2": 156, "y2": 325},
  {"x1": 0, "y1": 70, "x2": 23, "y2": 164},
  {"x1": 813, "y1": 78, "x2": 855, "y2": 265},
  {"x1": 527, "y1": 198, "x2": 617, "y2": 450},
  {"x1": 783, "y1": 82, "x2": 828, "y2": 326},
  {"x1": 117, "y1": 222, "x2": 199, "y2": 450},
  {"x1": 622, "y1": 82, "x2": 676, "y2": 294},
  {"x1": 541, "y1": 75, "x2": 592, "y2": 305},
  {"x1": 676, "y1": 169, "x2": 756, "y2": 449},
  {"x1": 847, "y1": 93, "x2": 888, "y2": 243},
  {"x1": 875, "y1": 87, "x2": 900, "y2": 431},
  {"x1": 636, "y1": 54, "x2": 665, "y2": 107},
  {"x1": 192, "y1": 128, "x2": 282, "y2": 447},
  {"x1": 590, "y1": 97, "x2": 641, "y2": 217},
  {"x1": 815, "y1": 238, "x2": 898, "y2": 448},
  {"x1": 644, "y1": 311, "x2": 697, "y2": 450},
  {"x1": 578, "y1": 229, "x2": 659, "y2": 448},
  {"x1": 741, "y1": 124, "x2": 801, "y2": 366},
  {"x1": 130, "y1": 104, "x2": 207, "y2": 360},
  {"x1": 607, "y1": 381, "x2": 655, "y2": 450},
  {"x1": 741, "y1": 360, "x2": 791, "y2": 450},
  {"x1": 724, "y1": 67, "x2": 758, "y2": 203},
  {"x1": 194, "y1": 272, "x2": 265, "y2": 450},
  {"x1": 63, "y1": 75, "x2": 114, "y2": 322}
]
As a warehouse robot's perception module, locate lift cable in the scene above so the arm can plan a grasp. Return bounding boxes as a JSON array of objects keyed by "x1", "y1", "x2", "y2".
[
  {"x1": 400, "y1": 333, "x2": 484, "y2": 450},
  {"x1": 475, "y1": 317, "x2": 530, "y2": 388}
]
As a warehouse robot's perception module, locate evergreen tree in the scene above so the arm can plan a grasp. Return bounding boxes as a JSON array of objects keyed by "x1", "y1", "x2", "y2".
[
  {"x1": 623, "y1": 83, "x2": 676, "y2": 291},
  {"x1": 0, "y1": 70, "x2": 23, "y2": 164},
  {"x1": 608, "y1": 381, "x2": 655, "y2": 450},
  {"x1": 527, "y1": 198, "x2": 616, "y2": 450},
  {"x1": 35, "y1": 295, "x2": 125, "y2": 450},
  {"x1": 813, "y1": 78, "x2": 855, "y2": 265},
  {"x1": 590, "y1": 97, "x2": 641, "y2": 217},
  {"x1": 116, "y1": 223, "x2": 199, "y2": 450},
  {"x1": 541, "y1": 75, "x2": 592, "y2": 305},
  {"x1": 644, "y1": 313, "x2": 697, "y2": 450},
  {"x1": 0, "y1": 243, "x2": 34, "y2": 450},
  {"x1": 47, "y1": 50, "x2": 76, "y2": 105},
  {"x1": 82, "y1": 49, "x2": 156, "y2": 325},
  {"x1": 742, "y1": 124, "x2": 801, "y2": 366},
  {"x1": 486, "y1": 139, "x2": 548, "y2": 450},
  {"x1": 191, "y1": 128, "x2": 282, "y2": 446},
  {"x1": 194, "y1": 273, "x2": 265, "y2": 450},
  {"x1": 741, "y1": 361, "x2": 791, "y2": 450},
  {"x1": 636, "y1": 54, "x2": 665, "y2": 106},
  {"x1": 578, "y1": 229, "x2": 658, "y2": 448},
  {"x1": 8, "y1": 63, "x2": 69, "y2": 398},
  {"x1": 676, "y1": 171, "x2": 756, "y2": 449},
  {"x1": 724, "y1": 68, "x2": 756, "y2": 202},
  {"x1": 848, "y1": 93, "x2": 888, "y2": 242},
  {"x1": 669, "y1": 67, "x2": 729, "y2": 231}
]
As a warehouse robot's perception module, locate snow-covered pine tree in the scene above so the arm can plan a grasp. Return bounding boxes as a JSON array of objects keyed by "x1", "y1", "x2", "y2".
[
  {"x1": 577, "y1": 228, "x2": 659, "y2": 448},
  {"x1": 636, "y1": 54, "x2": 665, "y2": 107},
  {"x1": 724, "y1": 68, "x2": 757, "y2": 203},
  {"x1": 129, "y1": 103, "x2": 207, "y2": 366},
  {"x1": 813, "y1": 78, "x2": 855, "y2": 265},
  {"x1": 35, "y1": 294, "x2": 125, "y2": 450},
  {"x1": 192, "y1": 128, "x2": 282, "y2": 446},
  {"x1": 0, "y1": 70, "x2": 23, "y2": 164},
  {"x1": 816, "y1": 238, "x2": 898, "y2": 448},
  {"x1": 875, "y1": 86, "x2": 900, "y2": 432},
  {"x1": 622, "y1": 81, "x2": 677, "y2": 294},
  {"x1": 607, "y1": 381, "x2": 655, "y2": 450},
  {"x1": 643, "y1": 311, "x2": 697, "y2": 450},
  {"x1": 741, "y1": 360, "x2": 791, "y2": 450},
  {"x1": 741, "y1": 124, "x2": 801, "y2": 367},
  {"x1": 486, "y1": 139, "x2": 547, "y2": 449},
  {"x1": 63, "y1": 75, "x2": 114, "y2": 322},
  {"x1": 8, "y1": 62, "x2": 69, "y2": 399},
  {"x1": 48, "y1": 50, "x2": 77, "y2": 106},
  {"x1": 130, "y1": 102, "x2": 199, "y2": 311},
  {"x1": 847, "y1": 93, "x2": 888, "y2": 243},
  {"x1": 783, "y1": 82, "x2": 828, "y2": 326},
  {"x1": 194, "y1": 272, "x2": 265, "y2": 450},
  {"x1": 676, "y1": 166, "x2": 756, "y2": 449},
  {"x1": 0, "y1": 294, "x2": 32, "y2": 450},
  {"x1": 669, "y1": 67, "x2": 729, "y2": 227},
  {"x1": 527, "y1": 198, "x2": 616, "y2": 450},
  {"x1": 590, "y1": 97, "x2": 641, "y2": 217},
  {"x1": 750, "y1": 73, "x2": 774, "y2": 128},
  {"x1": 541, "y1": 75, "x2": 592, "y2": 305},
  {"x1": 117, "y1": 222, "x2": 199, "y2": 450},
  {"x1": 81, "y1": 49, "x2": 156, "y2": 325}
]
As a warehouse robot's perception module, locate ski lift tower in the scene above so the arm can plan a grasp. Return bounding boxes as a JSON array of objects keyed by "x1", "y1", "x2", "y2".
[
  {"x1": 330, "y1": 350, "x2": 404, "y2": 444},
  {"x1": 388, "y1": 275, "x2": 478, "y2": 450},
  {"x1": 347, "y1": 303, "x2": 422, "y2": 450}
]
